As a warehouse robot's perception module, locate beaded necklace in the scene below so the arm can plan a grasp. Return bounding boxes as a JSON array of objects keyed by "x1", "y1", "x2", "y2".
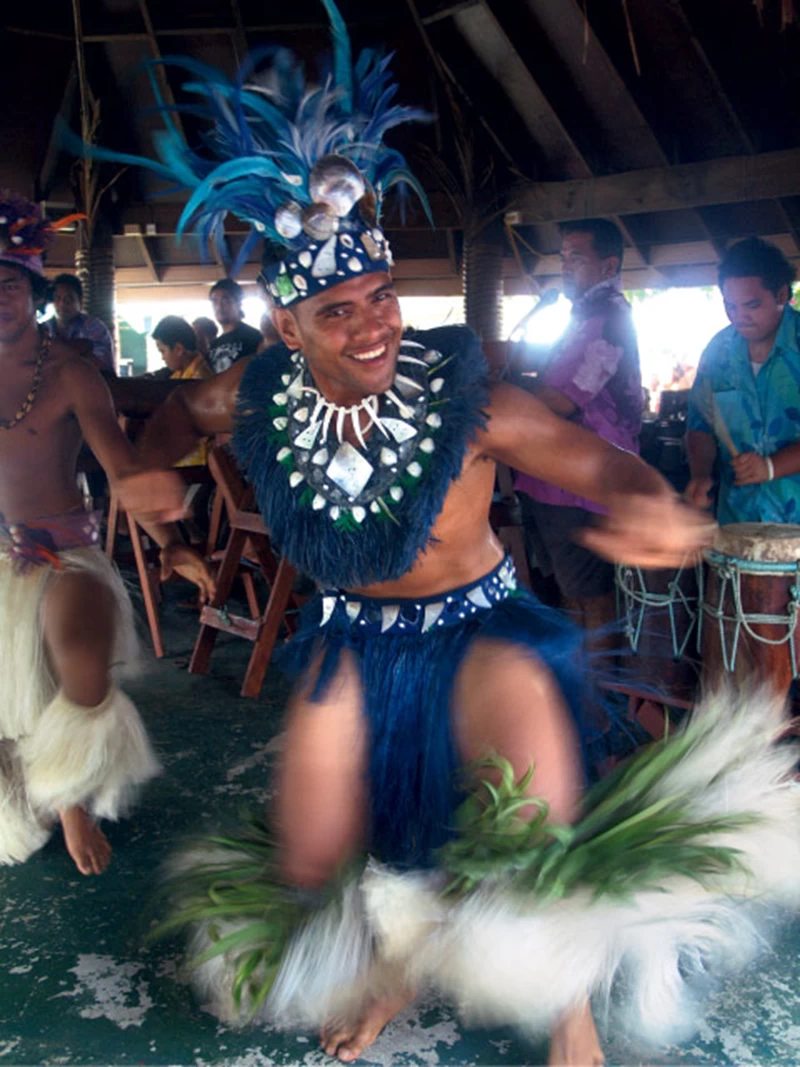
[{"x1": 0, "y1": 330, "x2": 49, "y2": 431}]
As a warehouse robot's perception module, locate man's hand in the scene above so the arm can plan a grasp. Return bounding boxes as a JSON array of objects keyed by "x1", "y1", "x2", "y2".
[
  {"x1": 115, "y1": 470, "x2": 188, "y2": 523},
  {"x1": 684, "y1": 476, "x2": 714, "y2": 510},
  {"x1": 732, "y1": 451, "x2": 771, "y2": 486},
  {"x1": 579, "y1": 493, "x2": 716, "y2": 569},
  {"x1": 160, "y1": 544, "x2": 216, "y2": 602}
]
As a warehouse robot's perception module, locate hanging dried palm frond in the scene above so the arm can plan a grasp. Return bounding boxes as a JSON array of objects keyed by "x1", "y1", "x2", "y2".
[
  {"x1": 621, "y1": 0, "x2": 641, "y2": 76},
  {"x1": 70, "y1": 0, "x2": 125, "y2": 251}
]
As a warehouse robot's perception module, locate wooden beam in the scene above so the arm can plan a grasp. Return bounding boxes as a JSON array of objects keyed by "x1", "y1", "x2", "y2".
[
  {"x1": 7, "y1": 26, "x2": 73, "y2": 41},
  {"x1": 421, "y1": 1, "x2": 481, "y2": 25},
  {"x1": 40, "y1": 22, "x2": 379, "y2": 44},
  {"x1": 404, "y1": 0, "x2": 516, "y2": 166},
  {"x1": 670, "y1": 0, "x2": 800, "y2": 255},
  {"x1": 138, "y1": 235, "x2": 159, "y2": 282},
  {"x1": 510, "y1": 149, "x2": 800, "y2": 224},
  {"x1": 453, "y1": 2, "x2": 589, "y2": 180},
  {"x1": 135, "y1": 0, "x2": 187, "y2": 144},
  {"x1": 455, "y1": 2, "x2": 654, "y2": 270},
  {"x1": 118, "y1": 191, "x2": 462, "y2": 233},
  {"x1": 522, "y1": 0, "x2": 722, "y2": 260},
  {"x1": 108, "y1": 265, "x2": 742, "y2": 303},
  {"x1": 122, "y1": 225, "x2": 161, "y2": 283},
  {"x1": 113, "y1": 256, "x2": 461, "y2": 287}
]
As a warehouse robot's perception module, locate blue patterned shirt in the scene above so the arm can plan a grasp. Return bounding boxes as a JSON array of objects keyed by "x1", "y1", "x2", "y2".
[
  {"x1": 688, "y1": 305, "x2": 800, "y2": 525},
  {"x1": 43, "y1": 312, "x2": 116, "y2": 375}
]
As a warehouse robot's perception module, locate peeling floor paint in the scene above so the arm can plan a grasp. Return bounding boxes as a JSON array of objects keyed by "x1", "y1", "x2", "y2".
[
  {"x1": 0, "y1": 600, "x2": 798, "y2": 1065},
  {"x1": 58, "y1": 955, "x2": 154, "y2": 1030}
]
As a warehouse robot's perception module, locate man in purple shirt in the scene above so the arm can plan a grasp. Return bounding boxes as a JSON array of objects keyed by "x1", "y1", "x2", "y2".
[
  {"x1": 515, "y1": 219, "x2": 642, "y2": 635},
  {"x1": 44, "y1": 273, "x2": 116, "y2": 376}
]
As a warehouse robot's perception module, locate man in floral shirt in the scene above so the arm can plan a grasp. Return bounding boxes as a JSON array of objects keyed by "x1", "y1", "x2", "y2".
[
  {"x1": 687, "y1": 237, "x2": 800, "y2": 526},
  {"x1": 515, "y1": 218, "x2": 642, "y2": 633},
  {"x1": 43, "y1": 273, "x2": 115, "y2": 375}
]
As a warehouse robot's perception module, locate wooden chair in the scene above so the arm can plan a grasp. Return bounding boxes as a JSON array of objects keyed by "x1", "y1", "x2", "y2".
[
  {"x1": 105, "y1": 415, "x2": 216, "y2": 657},
  {"x1": 189, "y1": 445, "x2": 301, "y2": 698}
]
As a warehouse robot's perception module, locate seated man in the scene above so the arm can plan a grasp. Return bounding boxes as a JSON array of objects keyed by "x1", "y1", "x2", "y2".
[
  {"x1": 43, "y1": 272, "x2": 116, "y2": 376},
  {"x1": 191, "y1": 315, "x2": 218, "y2": 360},
  {"x1": 0, "y1": 197, "x2": 210, "y2": 876},
  {"x1": 686, "y1": 237, "x2": 800, "y2": 523},
  {"x1": 151, "y1": 315, "x2": 212, "y2": 468}
]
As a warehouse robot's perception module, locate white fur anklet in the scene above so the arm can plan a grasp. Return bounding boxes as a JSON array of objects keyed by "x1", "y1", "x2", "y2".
[
  {"x1": 0, "y1": 743, "x2": 50, "y2": 865},
  {"x1": 18, "y1": 687, "x2": 161, "y2": 820}
]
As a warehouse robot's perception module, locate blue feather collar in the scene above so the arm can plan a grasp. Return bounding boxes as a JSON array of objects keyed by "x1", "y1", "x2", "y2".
[{"x1": 233, "y1": 325, "x2": 489, "y2": 588}]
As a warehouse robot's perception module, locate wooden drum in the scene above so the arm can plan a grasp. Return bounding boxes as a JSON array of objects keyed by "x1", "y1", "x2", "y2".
[
  {"x1": 615, "y1": 561, "x2": 702, "y2": 698},
  {"x1": 700, "y1": 523, "x2": 800, "y2": 694}
]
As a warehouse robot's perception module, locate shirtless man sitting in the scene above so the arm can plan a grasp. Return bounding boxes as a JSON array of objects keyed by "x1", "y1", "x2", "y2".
[{"x1": 0, "y1": 199, "x2": 211, "y2": 877}]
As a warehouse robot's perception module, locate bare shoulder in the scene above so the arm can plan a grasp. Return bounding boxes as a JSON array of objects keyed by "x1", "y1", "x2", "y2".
[
  {"x1": 185, "y1": 354, "x2": 253, "y2": 411},
  {"x1": 47, "y1": 341, "x2": 109, "y2": 398},
  {"x1": 220, "y1": 353, "x2": 254, "y2": 396},
  {"x1": 484, "y1": 381, "x2": 540, "y2": 418}
]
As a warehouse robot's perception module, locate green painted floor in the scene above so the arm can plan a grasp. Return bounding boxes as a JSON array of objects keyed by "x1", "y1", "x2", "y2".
[{"x1": 1, "y1": 588, "x2": 799, "y2": 1066}]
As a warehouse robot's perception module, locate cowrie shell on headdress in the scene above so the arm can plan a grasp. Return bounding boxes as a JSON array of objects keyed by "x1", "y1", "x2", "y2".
[{"x1": 275, "y1": 201, "x2": 303, "y2": 240}]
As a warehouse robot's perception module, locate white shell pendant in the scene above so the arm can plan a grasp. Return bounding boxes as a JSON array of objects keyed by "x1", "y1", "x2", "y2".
[{"x1": 326, "y1": 442, "x2": 375, "y2": 498}]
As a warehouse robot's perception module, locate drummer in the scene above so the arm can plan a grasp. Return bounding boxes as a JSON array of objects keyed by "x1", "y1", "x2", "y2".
[{"x1": 686, "y1": 238, "x2": 800, "y2": 525}]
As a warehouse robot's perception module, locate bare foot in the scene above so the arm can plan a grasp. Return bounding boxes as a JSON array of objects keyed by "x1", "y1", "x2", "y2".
[
  {"x1": 321, "y1": 989, "x2": 413, "y2": 1062},
  {"x1": 58, "y1": 807, "x2": 111, "y2": 875},
  {"x1": 549, "y1": 1001, "x2": 604, "y2": 1066}
]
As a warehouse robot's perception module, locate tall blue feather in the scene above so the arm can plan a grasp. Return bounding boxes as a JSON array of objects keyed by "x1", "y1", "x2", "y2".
[{"x1": 63, "y1": 0, "x2": 433, "y2": 267}]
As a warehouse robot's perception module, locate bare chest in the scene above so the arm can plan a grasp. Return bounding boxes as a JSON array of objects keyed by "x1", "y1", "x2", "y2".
[
  {"x1": 0, "y1": 378, "x2": 79, "y2": 475},
  {"x1": 0, "y1": 359, "x2": 47, "y2": 428}
]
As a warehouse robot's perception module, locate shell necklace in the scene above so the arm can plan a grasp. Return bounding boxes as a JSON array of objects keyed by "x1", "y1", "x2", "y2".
[{"x1": 0, "y1": 330, "x2": 49, "y2": 431}]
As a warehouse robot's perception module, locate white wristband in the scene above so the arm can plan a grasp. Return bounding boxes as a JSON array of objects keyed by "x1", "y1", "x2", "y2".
[{"x1": 765, "y1": 455, "x2": 775, "y2": 482}]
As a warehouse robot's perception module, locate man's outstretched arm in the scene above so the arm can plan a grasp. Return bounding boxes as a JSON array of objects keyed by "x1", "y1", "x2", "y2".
[
  {"x1": 481, "y1": 382, "x2": 715, "y2": 568},
  {"x1": 136, "y1": 357, "x2": 250, "y2": 468}
]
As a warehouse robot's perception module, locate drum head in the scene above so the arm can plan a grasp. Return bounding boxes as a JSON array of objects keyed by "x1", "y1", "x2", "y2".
[{"x1": 713, "y1": 522, "x2": 800, "y2": 562}]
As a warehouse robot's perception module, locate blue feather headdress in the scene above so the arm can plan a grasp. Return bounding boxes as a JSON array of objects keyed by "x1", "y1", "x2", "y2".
[{"x1": 63, "y1": 0, "x2": 431, "y2": 303}]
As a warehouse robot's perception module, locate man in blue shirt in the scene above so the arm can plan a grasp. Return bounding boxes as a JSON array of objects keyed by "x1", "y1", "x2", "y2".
[{"x1": 687, "y1": 238, "x2": 800, "y2": 525}]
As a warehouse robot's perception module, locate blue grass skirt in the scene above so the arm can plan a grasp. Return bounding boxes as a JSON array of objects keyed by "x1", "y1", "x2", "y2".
[{"x1": 280, "y1": 557, "x2": 590, "y2": 868}]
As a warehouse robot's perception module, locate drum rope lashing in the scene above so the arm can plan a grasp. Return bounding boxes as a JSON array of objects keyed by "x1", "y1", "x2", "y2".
[
  {"x1": 699, "y1": 552, "x2": 800, "y2": 677},
  {"x1": 616, "y1": 562, "x2": 699, "y2": 660}
]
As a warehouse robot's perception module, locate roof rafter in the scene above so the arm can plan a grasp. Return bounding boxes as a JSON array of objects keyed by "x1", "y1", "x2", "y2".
[
  {"x1": 520, "y1": 0, "x2": 725, "y2": 260},
  {"x1": 455, "y1": 1, "x2": 653, "y2": 270},
  {"x1": 671, "y1": 0, "x2": 800, "y2": 255},
  {"x1": 510, "y1": 148, "x2": 800, "y2": 224}
]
